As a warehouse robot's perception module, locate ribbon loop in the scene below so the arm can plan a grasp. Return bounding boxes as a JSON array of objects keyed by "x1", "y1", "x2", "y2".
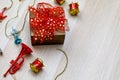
[{"x1": 29, "y1": 2, "x2": 68, "y2": 43}]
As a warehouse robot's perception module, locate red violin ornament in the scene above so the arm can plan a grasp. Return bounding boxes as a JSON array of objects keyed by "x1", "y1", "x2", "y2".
[
  {"x1": 30, "y1": 58, "x2": 44, "y2": 73},
  {"x1": 29, "y1": 2, "x2": 67, "y2": 44},
  {"x1": 55, "y1": 0, "x2": 65, "y2": 5},
  {"x1": 3, "y1": 43, "x2": 32, "y2": 77},
  {"x1": 0, "y1": 7, "x2": 7, "y2": 22},
  {"x1": 69, "y1": 2, "x2": 80, "y2": 16}
]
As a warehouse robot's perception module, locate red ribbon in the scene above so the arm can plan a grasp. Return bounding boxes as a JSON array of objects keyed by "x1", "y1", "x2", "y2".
[{"x1": 29, "y1": 2, "x2": 67, "y2": 43}]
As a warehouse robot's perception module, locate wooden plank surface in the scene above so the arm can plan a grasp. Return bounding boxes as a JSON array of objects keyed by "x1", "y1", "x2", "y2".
[{"x1": 1, "y1": 0, "x2": 120, "y2": 80}]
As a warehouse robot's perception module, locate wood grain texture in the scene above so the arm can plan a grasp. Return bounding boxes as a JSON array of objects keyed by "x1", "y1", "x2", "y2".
[{"x1": 0, "y1": 0, "x2": 120, "y2": 80}]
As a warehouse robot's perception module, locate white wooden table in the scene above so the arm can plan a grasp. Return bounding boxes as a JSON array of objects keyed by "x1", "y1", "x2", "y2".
[{"x1": 1, "y1": 0, "x2": 120, "y2": 80}]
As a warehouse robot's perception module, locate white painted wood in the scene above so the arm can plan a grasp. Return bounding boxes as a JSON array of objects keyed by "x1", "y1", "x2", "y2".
[{"x1": 1, "y1": 0, "x2": 120, "y2": 80}]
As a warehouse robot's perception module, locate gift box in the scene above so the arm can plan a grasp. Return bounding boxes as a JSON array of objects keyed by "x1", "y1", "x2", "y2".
[{"x1": 29, "y1": 2, "x2": 68, "y2": 45}]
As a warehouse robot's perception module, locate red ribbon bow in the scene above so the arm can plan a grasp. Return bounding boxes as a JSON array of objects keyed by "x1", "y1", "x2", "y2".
[{"x1": 29, "y1": 2, "x2": 67, "y2": 43}]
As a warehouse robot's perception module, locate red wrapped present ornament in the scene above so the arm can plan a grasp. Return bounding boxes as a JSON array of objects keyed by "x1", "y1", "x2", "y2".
[
  {"x1": 30, "y1": 58, "x2": 44, "y2": 73},
  {"x1": 29, "y1": 2, "x2": 68, "y2": 45},
  {"x1": 69, "y1": 2, "x2": 80, "y2": 16}
]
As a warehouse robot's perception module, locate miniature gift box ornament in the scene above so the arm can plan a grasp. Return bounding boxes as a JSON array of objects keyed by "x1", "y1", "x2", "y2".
[{"x1": 29, "y1": 2, "x2": 68, "y2": 45}]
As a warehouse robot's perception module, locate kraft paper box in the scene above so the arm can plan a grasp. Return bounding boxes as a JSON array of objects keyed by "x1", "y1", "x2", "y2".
[{"x1": 29, "y1": 3, "x2": 67, "y2": 45}]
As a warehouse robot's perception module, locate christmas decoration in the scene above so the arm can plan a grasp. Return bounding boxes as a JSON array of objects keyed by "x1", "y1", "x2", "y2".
[
  {"x1": 5, "y1": 5, "x2": 28, "y2": 45},
  {"x1": 55, "y1": 0, "x2": 65, "y2": 5},
  {"x1": 29, "y1": 2, "x2": 68, "y2": 45},
  {"x1": 11, "y1": 29, "x2": 22, "y2": 45},
  {"x1": 30, "y1": 58, "x2": 44, "y2": 73},
  {"x1": 3, "y1": 43, "x2": 32, "y2": 77},
  {"x1": 69, "y1": 2, "x2": 80, "y2": 16},
  {"x1": 0, "y1": 7, "x2": 7, "y2": 22},
  {"x1": 0, "y1": 0, "x2": 13, "y2": 22}
]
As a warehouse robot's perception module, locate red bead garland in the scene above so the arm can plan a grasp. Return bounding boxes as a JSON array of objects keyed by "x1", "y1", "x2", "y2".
[{"x1": 29, "y1": 2, "x2": 67, "y2": 43}]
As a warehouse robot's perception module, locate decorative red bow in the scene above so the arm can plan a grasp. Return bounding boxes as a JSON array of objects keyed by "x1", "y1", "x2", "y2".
[{"x1": 29, "y1": 2, "x2": 67, "y2": 43}]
